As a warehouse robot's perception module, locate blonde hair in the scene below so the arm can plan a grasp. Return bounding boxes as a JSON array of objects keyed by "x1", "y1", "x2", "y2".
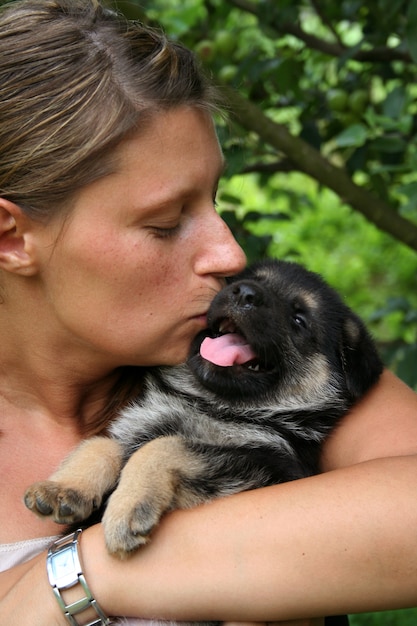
[
  {"x1": 0, "y1": 0, "x2": 219, "y2": 433},
  {"x1": 0, "y1": 0, "x2": 217, "y2": 219}
]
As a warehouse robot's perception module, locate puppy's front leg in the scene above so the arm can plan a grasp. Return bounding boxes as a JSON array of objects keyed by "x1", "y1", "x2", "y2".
[
  {"x1": 24, "y1": 436, "x2": 123, "y2": 525},
  {"x1": 103, "y1": 435, "x2": 206, "y2": 559}
]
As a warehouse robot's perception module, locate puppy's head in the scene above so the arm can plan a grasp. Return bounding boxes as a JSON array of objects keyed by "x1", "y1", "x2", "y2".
[{"x1": 188, "y1": 260, "x2": 382, "y2": 405}]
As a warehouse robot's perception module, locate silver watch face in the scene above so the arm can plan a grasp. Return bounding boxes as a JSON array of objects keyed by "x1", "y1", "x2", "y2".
[{"x1": 48, "y1": 545, "x2": 79, "y2": 588}]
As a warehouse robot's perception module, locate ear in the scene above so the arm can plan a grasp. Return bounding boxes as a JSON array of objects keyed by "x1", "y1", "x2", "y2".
[
  {"x1": 0, "y1": 199, "x2": 39, "y2": 275},
  {"x1": 341, "y1": 314, "x2": 383, "y2": 400}
]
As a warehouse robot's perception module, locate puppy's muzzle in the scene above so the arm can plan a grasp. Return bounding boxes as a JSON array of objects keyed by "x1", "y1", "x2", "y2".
[{"x1": 230, "y1": 281, "x2": 264, "y2": 309}]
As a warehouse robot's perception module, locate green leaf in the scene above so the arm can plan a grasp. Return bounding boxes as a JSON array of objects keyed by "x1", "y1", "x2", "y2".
[
  {"x1": 379, "y1": 0, "x2": 408, "y2": 22},
  {"x1": 334, "y1": 124, "x2": 369, "y2": 148},
  {"x1": 370, "y1": 135, "x2": 406, "y2": 153},
  {"x1": 370, "y1": 297, "x2": 411, "y2": 321},
  {"x1": 382, "y1": 86, "x2": 406, "y2": 119},
  {"x1": 144, "y1": 0, "x2": 207, "y2": 38},
  {"x1": 397, "y1": 181, "x2": 417, "y2": 200},
  {"x1": 406, "y1": 0, "x2": 417, "y2": 62},
  {"x1": 397, "y1": 344, "x2": 417, "y2": 388}
]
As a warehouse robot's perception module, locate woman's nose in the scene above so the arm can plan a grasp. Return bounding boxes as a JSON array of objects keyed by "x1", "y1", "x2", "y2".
[{"x1": 195, "y1": 213, "x2": 247, "y2": 278}]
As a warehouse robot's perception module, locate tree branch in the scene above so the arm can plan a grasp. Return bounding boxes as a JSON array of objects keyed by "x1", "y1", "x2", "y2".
[
  {"x1": 225, "y1": 0, "x2": 411, "y2": 63},
  {"x1": 222, "y1": 86, "x2": 417, "y2": 252},
  {"x1": 282, "y1": 21, "x2": 411, "y2": 62},
  {"x1": 239, "y1": 159, "x2": 297, "y2": 175}
]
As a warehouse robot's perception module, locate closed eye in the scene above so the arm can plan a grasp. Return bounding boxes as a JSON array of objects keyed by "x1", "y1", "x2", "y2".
[{"x1": 149, "y1": 223, "x2": 182, "y2": 239}]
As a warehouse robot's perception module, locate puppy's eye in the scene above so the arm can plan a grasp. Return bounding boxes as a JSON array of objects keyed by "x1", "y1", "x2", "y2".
[{"x1": 293, "y1": 312, "x2": 307, "y2": 329}]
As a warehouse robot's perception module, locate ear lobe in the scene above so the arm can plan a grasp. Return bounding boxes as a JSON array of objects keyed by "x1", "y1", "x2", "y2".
[{"x1": 0, "y1": 199, "x2": 39, "y2": 275}]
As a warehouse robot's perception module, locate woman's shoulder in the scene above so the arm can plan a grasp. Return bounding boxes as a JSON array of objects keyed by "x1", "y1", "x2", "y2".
[{"x1": 322, "y1": 370, "x2": 417, "y2": 470}]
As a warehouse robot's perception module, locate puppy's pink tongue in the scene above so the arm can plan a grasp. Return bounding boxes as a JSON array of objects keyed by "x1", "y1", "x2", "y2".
[{"x1": 200, "y1": 333, "x2": 257, "y2": 367}]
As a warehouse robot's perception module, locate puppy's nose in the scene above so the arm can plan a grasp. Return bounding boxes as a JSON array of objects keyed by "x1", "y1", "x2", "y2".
[{"x1": 232, "y1": 282, "x2": 264, "y2": 308}]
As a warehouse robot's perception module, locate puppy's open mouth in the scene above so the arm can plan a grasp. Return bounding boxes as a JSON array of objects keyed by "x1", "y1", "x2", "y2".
[{"x1": 200, "y1": 318, "x2": 261, "y2": 371}]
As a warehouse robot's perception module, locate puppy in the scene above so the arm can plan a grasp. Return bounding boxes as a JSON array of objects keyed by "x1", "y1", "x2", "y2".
[{"x1": 25, "y1": 259, "x2": 383, "y2": 560}]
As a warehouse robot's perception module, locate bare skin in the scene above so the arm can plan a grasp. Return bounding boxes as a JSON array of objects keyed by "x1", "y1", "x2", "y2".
[
  {"x1": 1, "y1": 107, "x2": 417, "y2": 624},
  {"x1": 0, "y1": 107, "x2": 245, "y2": 548},
  {"x1": 1, "y1": 374, "x2": 417, "y2": 626}
]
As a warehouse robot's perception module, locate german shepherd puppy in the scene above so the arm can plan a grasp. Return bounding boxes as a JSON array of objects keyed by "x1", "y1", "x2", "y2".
[{"x1": 25, "y1": 259, "x2": 383, "y2": 560}]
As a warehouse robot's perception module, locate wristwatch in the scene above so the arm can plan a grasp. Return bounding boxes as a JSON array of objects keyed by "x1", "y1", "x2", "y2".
[{"x1": 47, "y1": 529, "x2": 110, "y2": 626}]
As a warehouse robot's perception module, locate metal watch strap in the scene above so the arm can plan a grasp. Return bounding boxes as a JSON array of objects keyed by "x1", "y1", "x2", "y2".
[{"x1": 47, "y1": 528, "x2": 110, "y2": 626}]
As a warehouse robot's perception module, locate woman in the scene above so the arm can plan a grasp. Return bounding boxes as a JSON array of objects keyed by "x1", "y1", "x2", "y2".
[{"x1": 1, "y1": 1, "x2": 417, "y2": 625}]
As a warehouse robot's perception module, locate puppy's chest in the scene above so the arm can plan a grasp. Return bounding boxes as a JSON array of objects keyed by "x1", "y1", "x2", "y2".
[
  {"x1": 111, "y1": 380, "x2": 308, "y2": 469},
  {"x1": 111, "y1": 386, "x2": 234, "y2": 451}
]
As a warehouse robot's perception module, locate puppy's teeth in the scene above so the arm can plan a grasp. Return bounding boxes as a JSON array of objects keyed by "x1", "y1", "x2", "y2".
[{"x1": 219, "y1": 320, "x2": 236, "y2": 334}]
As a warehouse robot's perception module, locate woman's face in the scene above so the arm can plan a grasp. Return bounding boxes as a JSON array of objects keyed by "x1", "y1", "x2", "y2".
[{"x1": 38, "y1": 107, "x2": 246, "y2": 367}]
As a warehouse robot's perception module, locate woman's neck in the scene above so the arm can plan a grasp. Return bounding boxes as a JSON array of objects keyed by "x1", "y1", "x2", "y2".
[{"x1": 0, "y1": 394, "x2": 86, "y2": 542}]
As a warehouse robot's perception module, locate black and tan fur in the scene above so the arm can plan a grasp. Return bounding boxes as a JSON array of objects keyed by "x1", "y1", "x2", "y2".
[{"x1": 25, "y1": 259, "x2": 383, "y2": 560}]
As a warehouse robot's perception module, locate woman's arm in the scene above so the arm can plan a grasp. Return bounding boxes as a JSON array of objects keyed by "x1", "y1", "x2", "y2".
[
  {"x1": 0, "y1": 556, "x2": 65, "y2": 625},
  {"x1": 4, "y1": 455, "x2": 417, "y2": 624},
  {"x1": 82, "y1": 372, "x2": 417, "y2": 621},
  {"x1": 2, "y1": 371, "x2": 417, "y2": 624},
  {"x1": 322, "y1": 369, "x2": 417, "y2": 469},
  {"x1": 87, "y1": 457, "x2": 417, "y2": 621},
  {"x1": 0, "y1": 547, "x2": 325, "y2": 625}
]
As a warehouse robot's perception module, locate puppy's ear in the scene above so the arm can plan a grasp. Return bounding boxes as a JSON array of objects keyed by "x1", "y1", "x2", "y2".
[{"x1": 341, "y1": 315, "x2": 383, "y2": 399}]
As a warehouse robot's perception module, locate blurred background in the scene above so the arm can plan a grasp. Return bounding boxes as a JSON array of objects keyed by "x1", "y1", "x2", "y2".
[{"x1": 111, "y1": 0, "x2": 417, "y2": 396}]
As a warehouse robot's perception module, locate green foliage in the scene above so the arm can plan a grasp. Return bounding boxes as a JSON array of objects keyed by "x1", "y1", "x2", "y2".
[
  {"x1": 218, "y1": 171, "x2": 417, "y2": 386},
  {"x1": 350, "y1": 608, "x2": 417, "y2": 625},
  {"x1": 113, "y1": 0, "x2": 417, "y2": 235},
  {"x1": 113, "y1": 0, "x2": 417, "y2": 386}
]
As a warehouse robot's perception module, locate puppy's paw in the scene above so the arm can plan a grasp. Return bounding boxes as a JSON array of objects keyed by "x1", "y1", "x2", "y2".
[
  {"x1": 24, "y1": 481, "x2": 100, "y2": 524},
  {"x1": 102, "y1": 492, "x2": 165, "y2": 559}
]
